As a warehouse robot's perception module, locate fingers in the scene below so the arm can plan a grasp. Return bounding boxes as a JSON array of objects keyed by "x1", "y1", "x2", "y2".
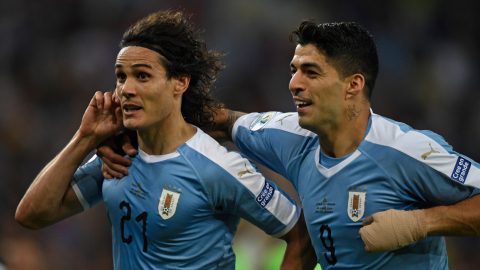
[
  {"x1": 96, "y1": 145, "x2": 132, "y2": 167},
  {"x1": 113, "y1": 90, "x2": 121, "y2": 104},
  {"x1": 103, "y1": 92, "x2": 113, "y2": 114},
  {"x1": 101, "y1": 162, "x2": 125, "y2": 179},
  {"x1": 92, "y1": 91, "x2": 121, "y2": 115},
  {"x1": 93, "y1": 91, "x2": 104, "y2": 110},
  {"x1": 362, "y1": 215, "x2": 374, "y2": 226},
  {"x1": 96, "y1": 144, "x2": 131, "y2": 179},
  {"x1": 121, "y1": 134, "x2": 138, "y2": 157}
]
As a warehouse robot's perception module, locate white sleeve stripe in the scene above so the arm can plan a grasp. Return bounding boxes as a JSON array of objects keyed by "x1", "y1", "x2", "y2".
[
  {"x1": 271, "y1": 203, "x2": 301, "y2": 238},
  {"x1": 70, "y1": 179, "x2": 90, "y2": 211},
  {"x1": 233, "y1": 112, "x2": 316, "y2": 141},
  {"x1": 186, "y1": 128, "x2": 298, "y2": 226},
  {"x1": 366, "y1": 115, "x2": 480, "y2": 188}
]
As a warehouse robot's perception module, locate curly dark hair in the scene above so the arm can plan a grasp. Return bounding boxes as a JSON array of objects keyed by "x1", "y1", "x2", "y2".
[
  {"x1": 290, "y1": 21, "x2": 379, "y2": 100},
  {"x1": 120, "y1": 10, "x2": 225, "y2": 127}
]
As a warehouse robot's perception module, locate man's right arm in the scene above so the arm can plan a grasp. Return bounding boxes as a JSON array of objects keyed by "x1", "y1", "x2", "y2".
[
  {"x1": 15, "y1": 133, "x2": 98, "y2": 229},
  {"x1": 15, "y1": 91, "x2": 123, "y2": 230}
]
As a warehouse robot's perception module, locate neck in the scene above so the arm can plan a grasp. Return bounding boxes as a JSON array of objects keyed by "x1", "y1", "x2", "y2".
[
  {"x1": 137, "y1": 111, "x2": 197, "y2": 156},
  {"x1": 317, "y1": 103, "x2": 370, "y2": 158}
]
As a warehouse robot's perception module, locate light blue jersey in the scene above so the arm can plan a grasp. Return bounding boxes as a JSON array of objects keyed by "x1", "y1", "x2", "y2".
[
  {"x1": 233, "y1": 111, "x2": 480, "y2": 270},
  {"x1": 71, "y1": 127, "x2": 300, "y2": 270}
]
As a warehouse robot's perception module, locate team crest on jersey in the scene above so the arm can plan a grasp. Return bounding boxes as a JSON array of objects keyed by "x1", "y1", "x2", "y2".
[
  {"x1": 158, "y1": 188, "x2": 181, "y2": 220},
  {"x1": 250, "y1": 112, "x2": 277, "y2": 131},
  {"x1": 347, "y1": 188, "x2": 366, "y2": 222}
]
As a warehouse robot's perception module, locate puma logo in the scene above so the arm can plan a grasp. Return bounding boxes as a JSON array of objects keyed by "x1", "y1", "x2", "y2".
[
  {"x1": 421, "y1": 143, "x2": 440, "y2": 160},
  {"x1": 238, "y1": 163, "x2": 253, "y2": 178},
  {"x1": 276, "y1": 114, "x2": 293, "y2": 125}
]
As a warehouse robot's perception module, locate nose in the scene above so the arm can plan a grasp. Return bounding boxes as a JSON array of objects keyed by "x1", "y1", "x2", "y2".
[
  {"x1": 289, "y1": 71, "x2": 305, "y2": 96},
  {"x1": 118, "y1": 78, "x2": 137, "y2": 98}
]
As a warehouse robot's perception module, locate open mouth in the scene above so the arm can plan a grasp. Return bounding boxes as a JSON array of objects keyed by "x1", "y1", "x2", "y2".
[
  {"x1": 295, "y1": 100, "x2": 312, "y2": 108},
  {"x1": 123, "y1": 105, "x2": 142, "y2": 113}
]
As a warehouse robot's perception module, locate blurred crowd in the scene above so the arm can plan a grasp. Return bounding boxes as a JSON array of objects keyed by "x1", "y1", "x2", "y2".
[{"x1": 1, "y1": 0, "x2": 479, "y2": 269}]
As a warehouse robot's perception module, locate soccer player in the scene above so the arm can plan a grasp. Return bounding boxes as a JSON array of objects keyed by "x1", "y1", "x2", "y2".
[
  {"x1": 15, "y1": 11, "x2": 317, "y2": 270},
  {"x1": 101, "y1": 20, "x2": 480, "y2": 269}
]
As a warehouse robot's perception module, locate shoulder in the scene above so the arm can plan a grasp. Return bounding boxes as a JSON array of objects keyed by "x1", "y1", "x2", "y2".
[
  {"x1": 183, "y1": 128, "x2": 260, "y2": 179},
  {"x1": 363, "y1": 113, "x2": 480, "y2": 185},
  {"x1": 365, "y1": 113, "x2": 452, "y2": 154},
  {"x1": 233, "y1": 111, "x2": 316, "y2": 139}
]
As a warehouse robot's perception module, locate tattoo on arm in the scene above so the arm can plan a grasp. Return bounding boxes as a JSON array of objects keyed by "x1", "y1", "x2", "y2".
[
  {"x1": 226, "y1": 110, "x2": 247, "y2": 141},
  {"x1": 348, "y1": 105, "x2": 363, "y2": 121}
]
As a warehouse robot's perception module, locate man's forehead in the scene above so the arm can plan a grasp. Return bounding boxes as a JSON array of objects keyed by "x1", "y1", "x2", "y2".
[
  {"x1": 116, "y1": 46, "x2": 160, "y2": 66},
  {"x1": 291, "y1": 44, "x2": 326, "y2": 65}
]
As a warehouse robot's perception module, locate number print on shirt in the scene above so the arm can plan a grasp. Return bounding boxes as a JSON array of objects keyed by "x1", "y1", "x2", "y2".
[
  {"x1": 120, "y1": 200, "x2": 149, "y2": 253},
  {"x1": 320, "y1": 224, "x2": 337, "y2": 266}
]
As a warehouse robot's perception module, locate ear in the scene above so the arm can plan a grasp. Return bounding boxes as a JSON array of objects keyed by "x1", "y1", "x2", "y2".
[
  {"x1": 174, "y1": 75, "x2": 191, "y2": 95},
  {"x1": 345, "y1": 74, "x2": 365, "y2": 100}
]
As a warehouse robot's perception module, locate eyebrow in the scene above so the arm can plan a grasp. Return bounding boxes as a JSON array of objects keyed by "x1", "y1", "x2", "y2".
[
  {"x1": 290, "y1": 62, "x2": 322, "y2": 71},
  {"x1": 115, "y1": 63, "x2": 153, "y2": 69}
]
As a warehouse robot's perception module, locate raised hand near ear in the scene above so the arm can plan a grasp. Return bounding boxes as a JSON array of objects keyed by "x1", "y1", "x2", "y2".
[{"x1": 79, "y1": 91, "x2": 124, "y2": 146}]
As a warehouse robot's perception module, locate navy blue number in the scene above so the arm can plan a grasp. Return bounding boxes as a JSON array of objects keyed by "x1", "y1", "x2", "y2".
[
  {"x1": 120, "y1": 201, "x2": 132, "y2": 244},
  {"x1": 320, "y1": 224, "x2": 337, "y2": 266},
  {"x1": 136, "y1": 211, "x2": 148, "y2": 252},
  {"x1": 119, "y1": 201, "x2": 148, "y2": 253}
]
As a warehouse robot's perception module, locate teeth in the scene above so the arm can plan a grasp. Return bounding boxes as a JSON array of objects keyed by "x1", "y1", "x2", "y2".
[{"x1": 295, "y1": 100, "x2": 309, "y2": 106}]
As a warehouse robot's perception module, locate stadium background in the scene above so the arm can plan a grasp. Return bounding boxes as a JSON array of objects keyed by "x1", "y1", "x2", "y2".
[{"x1": 1, "y1": 0, "x2": 479, "y2": 269}]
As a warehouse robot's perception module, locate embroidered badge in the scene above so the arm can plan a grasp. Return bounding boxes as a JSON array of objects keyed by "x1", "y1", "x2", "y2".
[
  {"x1": 158, "y1": 187, "x2": 181, "y2": 220},
  {"x1": 250, "y1": 112, "x2": 277, "y2": 131},
  {"x1": 347, "y1": 188, "x2": 366, "y2": 222}
]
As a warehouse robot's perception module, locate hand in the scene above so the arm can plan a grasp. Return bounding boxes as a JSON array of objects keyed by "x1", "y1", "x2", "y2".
[
  {"x1": 359, "y1": 209, "x2": 427, "y2": 253},
  {"x1": 78, "y1": 91, "x2": 123, "y2": 146},
  {"x1": 96, "y1": 133, "x2": 137, "y2": 179}
]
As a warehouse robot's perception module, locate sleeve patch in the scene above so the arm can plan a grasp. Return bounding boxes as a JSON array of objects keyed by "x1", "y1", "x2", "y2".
[
  {"x1": 451, "y1": 156, "x2": 471, "y2": 184},
  {"x1": 250, "y1": 112, "x2": 277, "y2": 131},
  {"x1": 256, "y1": 181, "x2": 275, "y2": 208}
]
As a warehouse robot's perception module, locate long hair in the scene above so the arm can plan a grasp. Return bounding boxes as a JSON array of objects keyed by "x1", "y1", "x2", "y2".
[{"x1": 120, "y1": 10, "x2": 224, "y2": 127}]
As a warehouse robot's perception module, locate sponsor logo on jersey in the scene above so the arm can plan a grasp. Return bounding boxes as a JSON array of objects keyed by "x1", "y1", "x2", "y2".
[
  {"x1": 238, "y1": 163, "x2": 253, "y2": 178},
  {"x1": 250, "y1": 112, "x2": 277, "y2": 131},
  {"x1": 451, "y1": 156, "x2": 471, "y2": 184},
  {"x1": 158, "y1": 188, "x2": 181, "y2": 220},
  {"x1": 275, "y1": 114, "x2": 293, "y2": 125},
  {"x1": 421, "y1": 143, "x2": 440, "y2": 160},
  {"x1": 347, "y1": 188, "x2": 366, "y2": 222},
  {"x1": 256, "y1": 181, "x2": 275, "y2": 208}
]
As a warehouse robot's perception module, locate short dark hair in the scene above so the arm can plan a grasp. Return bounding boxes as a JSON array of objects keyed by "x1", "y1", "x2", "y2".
[
  {"x1": 120, "y1": 10, "x2": 224, "y2": 127},
  {"x1": 290, "y1": 21, "x2": 379, "y2": 99}
]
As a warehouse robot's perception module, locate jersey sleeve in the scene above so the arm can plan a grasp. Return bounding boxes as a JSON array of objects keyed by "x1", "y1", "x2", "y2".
[
  {"x1": 70, "y1": 155, "x2": 105, "y2": 210},
  {"x1": 185, "y1": 133, "x2": 301, "y2": 238},
  {"x1": 365, "y1": 115, "x2": 480, "y2": 206},
  {"x1": 232, "y1": 112, "x2": 317, "y2": 180}
]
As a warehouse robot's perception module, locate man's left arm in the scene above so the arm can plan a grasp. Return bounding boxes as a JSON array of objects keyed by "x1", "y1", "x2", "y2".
[
  {"x1": 360, "y1": 193, "x2": 480, "y2": 253},
  {"x1": 279, "y1": 211, "x2": 318, "y2": 270}
]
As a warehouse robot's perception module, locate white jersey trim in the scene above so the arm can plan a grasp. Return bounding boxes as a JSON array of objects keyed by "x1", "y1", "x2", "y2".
[
  {"x1": 314, "y1": 147, "x2": 362, "y2": 178},
  {"x1": 271, "y1": 204, "x2": 301, "y2": 238},
  {"x1": 365, "y1": 113, "x2": 480, "y2": 188},
  {"x1": 138, "y1": 149, "x2": 181, "y2": 163},
  {"x1": 187, "y1": 128, "x2": 299, "y2": 228},
  {"x1": 233, "y1": 112, "x2": 316, "y2": 145},
  {"x1": 70, "y1": 179, "x2": 90, "y2": 211}
]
